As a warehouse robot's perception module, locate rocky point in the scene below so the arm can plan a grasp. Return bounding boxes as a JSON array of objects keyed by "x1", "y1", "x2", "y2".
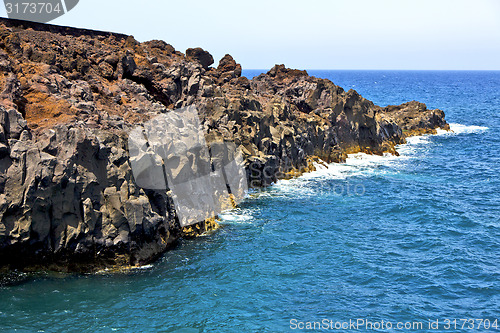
[{"x1": 0, "y1": 18, "x2": 448, "y2": 273}]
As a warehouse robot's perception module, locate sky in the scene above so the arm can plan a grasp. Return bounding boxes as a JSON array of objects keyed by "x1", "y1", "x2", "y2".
[{"x1": 1, "y1": 0, "x2": 500, "y2": 70}]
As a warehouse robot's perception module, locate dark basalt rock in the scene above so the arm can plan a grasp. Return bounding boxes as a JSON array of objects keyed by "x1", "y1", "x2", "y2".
[
  {"x1": 185, "y1": 47, "x2": 214, "y2": 70},
  {"x1": 382, "y1": 101, "x2": 449, "y2": 134},
  {"x1": 0, "y1": 18, "x2": 448, "y2": 274}
]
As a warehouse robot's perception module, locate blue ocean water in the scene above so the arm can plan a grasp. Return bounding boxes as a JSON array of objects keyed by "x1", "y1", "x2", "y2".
[{"x1": 1, "y1": 71, "x2": 499, "y2": 332}]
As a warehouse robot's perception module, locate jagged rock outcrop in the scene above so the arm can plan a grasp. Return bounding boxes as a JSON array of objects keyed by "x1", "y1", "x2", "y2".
[
  {"x1": 0, "y1": 18, "x2": 448, "y2": 273},
  {"x1": 217, "y1": 54, "x2": 242, "y2": 83},
  {"x1": 382, "y1": 101, "x2": 448, "y2": 136},
  {"x1": 185, "y1": 47, "x2": 214, "y2": 70}
]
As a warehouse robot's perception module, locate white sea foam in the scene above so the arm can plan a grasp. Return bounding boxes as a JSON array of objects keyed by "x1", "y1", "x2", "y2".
[
  {"x1": 433, "y1": 123, "x2": 489, "y2": 136},
  {"x1": 397, "y1": 135, "x2": 432, "y2": 156},
  {"x1": 272, "y1": 178, "x2": 317, "y2": 197},
  {"x1": 448, "y1": 123, "x2": 489, "y2": 134},
  {"x1": 405, "y1": 135, "x2": 431, "y2": 145},
  {"x1": 270, "y1": 152, "x2": 402, "y2": 198},
  {"x1": 435, "y1": 128, "x2": 449, "y2": 135},
  {"x1": 397, "y1": 123, "x2": 488, "y2": 156},
  {"x1": 219, "y1": 209, "x2": 254, "y2": 224},
  {"x1": 95, "y1": 264, "x2": 154, "y2": 274},
  {"x1": 313, "y1": 161, "x2": 329, "y2": 170},
  {"x1": 290, "y1": 153, "x2": 400, "y2": 183},
  {"x1": 300, "y1": 162, "x2": 350, "y2": 180},
  {"x1": 131, "y1": 264, "x2": 154, "y2": 270},
  {"x1": 345, "y1": 152, "x2": 401, "y2": 165}
]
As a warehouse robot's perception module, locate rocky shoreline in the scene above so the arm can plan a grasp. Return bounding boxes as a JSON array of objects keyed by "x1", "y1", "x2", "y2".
[{"x1": 0, "y1": 18, "x2": 448, "y2": 275}]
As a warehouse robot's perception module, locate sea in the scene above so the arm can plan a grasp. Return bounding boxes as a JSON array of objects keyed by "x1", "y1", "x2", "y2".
[{"x1": 0, "y1": 70, "x2": 499, "y2": 332}]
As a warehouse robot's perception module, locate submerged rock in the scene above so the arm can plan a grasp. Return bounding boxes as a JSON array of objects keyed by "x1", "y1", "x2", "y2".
[{"x1": 0, "y1": 18, "x2": 448, "y2": 273}]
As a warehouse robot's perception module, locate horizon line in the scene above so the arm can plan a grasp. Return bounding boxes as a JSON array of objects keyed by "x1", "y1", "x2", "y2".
[{"x1": 243, "y1": 68, "x2": 500, "y2": 72}]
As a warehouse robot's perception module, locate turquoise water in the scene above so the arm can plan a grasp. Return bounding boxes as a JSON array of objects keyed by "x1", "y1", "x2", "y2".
[{"x1": 1, "y1": 71, "x2": 499, "y2": 332}]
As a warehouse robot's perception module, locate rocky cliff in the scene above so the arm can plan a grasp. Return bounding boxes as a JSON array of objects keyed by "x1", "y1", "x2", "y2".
[{"x1": 0, "y1": 18, "x2": 448, "y2": 273}]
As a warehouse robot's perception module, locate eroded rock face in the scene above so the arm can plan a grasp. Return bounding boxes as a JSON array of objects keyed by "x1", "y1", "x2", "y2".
[
  {"x1": 0, "y1": 107, "x2": 180, "y2": 271},
  {"x1": 0, "y1": 18, "x2": 448, "y2": 272}
]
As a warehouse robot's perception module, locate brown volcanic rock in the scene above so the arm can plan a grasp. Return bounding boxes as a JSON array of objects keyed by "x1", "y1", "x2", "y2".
[
  {"x1": 267, "y1": 64, "x2": 308, "y2": 80},
  {"x1": 185, "y1": 47, "x2": 214, "y2": 69},
  {"x1": 215, "y1": 54, "x2": 242, "y2": 85},
  {"x1": 0, "y1": 18, "x2": 448, "y2": 273},
  {"x1": 217, "y1": 54, "x2": 242, "y2": 76},
  {"x1": 382, "y1": 101, "x2": 449, "y2": 135}
]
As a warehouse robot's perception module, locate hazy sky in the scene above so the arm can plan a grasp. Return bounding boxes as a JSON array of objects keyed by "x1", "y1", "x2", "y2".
[{"x1": 1, "y1": 0, "x2": 500, "y2": 70}]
